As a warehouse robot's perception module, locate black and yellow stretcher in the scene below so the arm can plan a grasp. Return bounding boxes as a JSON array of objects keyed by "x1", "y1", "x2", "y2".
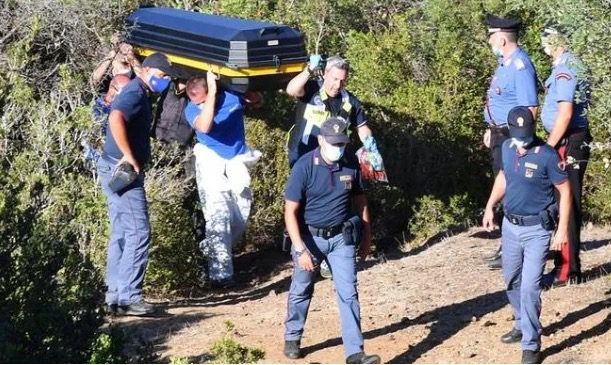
[{"x1": 125, "y1": 7, "x2": 308, "y2": 92}]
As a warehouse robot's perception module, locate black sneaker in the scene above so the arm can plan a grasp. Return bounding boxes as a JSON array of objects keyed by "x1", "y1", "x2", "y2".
[
  {"x1": 104, "y1": 303, "x2": 118, "y2": 315},
  {"x1": 211, "y1": 277, "x2": 237, "y2": 290},
  {"x1": 487, "y1": 255, "x2": 502, "y2": 270},
  {"x1": 542, "y1": 271, "x2": 582, "y2": 290},
  {"x1": 283, "y1": 340, "x2": 301, "y2": 359},
  {"x1": 346, "y1": 352, "x2": 381, "y2": 364},
  {"x1": 483, "y1": 247, "x2": 502, "y2": 262},
  {"x1": 500, "y1": 328, "x2": 522, "y2": 344},
  {"x1": 118, "y1": 300, "x2": 155, "y2": 316},
  {"x1": 521, "y1": 350, "x2": 541, "y2": 364}
]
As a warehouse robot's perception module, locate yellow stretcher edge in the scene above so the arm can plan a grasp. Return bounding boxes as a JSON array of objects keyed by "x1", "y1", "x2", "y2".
[{"x1": 134, "y1": 47, "x2": 306, "y2": 77}]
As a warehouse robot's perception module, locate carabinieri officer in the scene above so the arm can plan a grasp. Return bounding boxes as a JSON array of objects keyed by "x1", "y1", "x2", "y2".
[
  {"x1": 483, "y1": 14, "x2": 539, "y2": 269},
  {"x1": 540, "y1": 26, "x2": 592, "y2": 287},
  {"x1": 483, "y1": 106, "x2": 571, "y2": 364},
  {"x1": 283, "y1": 117, "x2": 380, "y2": 364}
]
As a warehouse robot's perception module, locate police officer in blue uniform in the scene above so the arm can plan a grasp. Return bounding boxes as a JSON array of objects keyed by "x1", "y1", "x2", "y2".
[
  {"x1": 98, "y1": 53, "x2": 174, "y2": 316},
  {"x1": 483, "y1": 14, "x2": 539, "y2": 269},
  {"x1": 283, "y1": 117, "x2": 380, "y2": 364},
  {"x1": 483, "y1": 106, "x2": 571, "y2": 364},
  {"x1": 285, "y1": 55, "x2": 383, "y2": 280},
  {"x1": 540, "y1": 27, "x2": 592, "y2": 287}
]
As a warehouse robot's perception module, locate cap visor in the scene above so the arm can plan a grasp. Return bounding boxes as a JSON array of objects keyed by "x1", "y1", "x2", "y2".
[
  {"x1": 323, "y1": 134, "x2": 350, "y2": 144},
  {"x1": 509, "y1": 128, "x2": 530, "y2": 139}
]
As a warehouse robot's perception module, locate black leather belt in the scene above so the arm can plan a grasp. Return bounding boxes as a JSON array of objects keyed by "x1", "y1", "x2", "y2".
[
  {"x1": 490, "y1": 124, "x2": 508, "y2": 130},
  {"x1": 505, "y1": 213, "x2": 540, "y2": 226},
  {"x1": 308, "y1": 224, "x2": 344, "y2": 239}
]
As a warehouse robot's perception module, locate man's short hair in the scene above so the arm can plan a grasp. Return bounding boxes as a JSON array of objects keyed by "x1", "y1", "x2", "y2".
[
  {"x1": 502, "y1": 31, "x2": 518, "y2": 43},
  {"x1": 325, "y1": 55, "x2": 350, "y2": 73},
  {"x1": 185, "y1": 76, "x2": 208, "y2": 99}
]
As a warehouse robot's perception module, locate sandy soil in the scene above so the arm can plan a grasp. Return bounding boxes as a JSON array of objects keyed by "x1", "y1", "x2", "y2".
[{"x1": 113, "y1": 225, "x2": 611, "y2": 364}]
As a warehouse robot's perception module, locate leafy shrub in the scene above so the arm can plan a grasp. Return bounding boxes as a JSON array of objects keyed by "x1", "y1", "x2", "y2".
[
  {"x1": 208, "y1": 321, "x2": 266, "y2": 364},
  {"x1": 88, "y1": 328, "x2": 127, "y2": 364}
]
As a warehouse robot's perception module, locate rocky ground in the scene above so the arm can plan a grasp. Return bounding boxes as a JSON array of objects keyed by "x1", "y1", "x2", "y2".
[{"x1": 114, "y1": 225, "x2": 611, "y2": 363}]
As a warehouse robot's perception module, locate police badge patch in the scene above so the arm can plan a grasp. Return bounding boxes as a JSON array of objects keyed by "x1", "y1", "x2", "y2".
[
  {"x1": 340, "y1": 175, "x2": 353, "y2": 189},
  {"x1": 524, "y1": 162, "x2": 538, "y2": 178}
]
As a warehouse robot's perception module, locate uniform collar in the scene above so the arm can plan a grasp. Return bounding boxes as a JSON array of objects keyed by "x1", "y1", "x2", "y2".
[
  {"x1": 313, "y1": 147, "x2": 341, "y2": 172},
  {"x1": 554, "y1": 52, "x2": 570, "y2": 66},
  {"x1": 135, "y1": 76, "x2": 151, "y2": 95},
  {"x1": 513, "y1": 139, "x2": 545, "y2": 157},
  {"x1": 503, "y1": 47, "x2": 521, "y2": 66}
]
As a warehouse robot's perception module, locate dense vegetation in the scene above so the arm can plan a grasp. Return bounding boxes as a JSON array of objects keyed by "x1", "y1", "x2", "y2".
[{"x1": 0, "y1": 0, "x2": 608, "y2": 361}]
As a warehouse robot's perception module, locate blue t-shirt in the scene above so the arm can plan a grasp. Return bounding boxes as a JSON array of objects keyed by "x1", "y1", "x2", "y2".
[
  {"x1": 484, "y1": 48, "x2": 538, "y2": 126},
  {"x1": 285, "y1": 148, "x2": 363, "y2": 228},
  {"x1": 92, "y1": 96, "x2": 111, "y2": 136},
  {"x1": 184, "y1": 90, "x2": 246, "y2": 159},
  {"x1": 501, "y1": 140, "x2": 568, "y2": 216},
  {"x1": 541, "y1": 52, "x2": 590, "y2": 133},
  {"x1": 103, "y1": 77, "x2": 152, "y2": 164}
]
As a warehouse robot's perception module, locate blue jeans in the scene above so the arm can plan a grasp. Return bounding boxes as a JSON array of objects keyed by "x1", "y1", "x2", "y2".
[
  {"x1": 97, "y1": 156, "x2": 151, "y2": 306},
  {"x1": 502, "y1": 217, "x2": 551, "y2": 351},
  {"x1": 284, "y1": 232, "x2": 363, "y2": 357}
]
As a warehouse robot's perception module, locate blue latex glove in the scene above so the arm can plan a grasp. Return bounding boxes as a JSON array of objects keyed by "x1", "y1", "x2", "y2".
[
  {"x1": 363, "y1": 135, "x2": 379, "y2": 154},
  {"x1": 308, "y1": 54, "x2": 322, "y2": 71},
  {"x1": 363, "y1": 136, "x2": 383, "y2": 170}
]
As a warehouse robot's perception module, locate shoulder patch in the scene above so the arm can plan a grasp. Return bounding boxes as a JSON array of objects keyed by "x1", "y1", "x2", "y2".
[
  {"x1": 514, "y1": 58, "x2": 525, "y2": 71},
  {"x1": 555, "y1": 72, "x2": 573, "y2": 81}
]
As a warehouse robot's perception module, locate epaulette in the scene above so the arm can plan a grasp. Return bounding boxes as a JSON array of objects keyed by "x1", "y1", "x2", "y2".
[{"x1": 514, "y1": 58, "x2": 526, "y2": 71}]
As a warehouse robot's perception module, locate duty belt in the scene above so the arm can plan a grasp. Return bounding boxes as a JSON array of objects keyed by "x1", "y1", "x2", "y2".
[
  {"x1": 308, "y1": 224, "x2": 344, "y2": 239},
  {"x1": 505, "y1": 213, "x2": 541, "y2": 227}
]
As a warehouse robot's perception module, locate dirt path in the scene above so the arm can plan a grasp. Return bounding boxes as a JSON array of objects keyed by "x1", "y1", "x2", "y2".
[{"x1": 115, "y1": 226, "x2": 611, "y2": 363}]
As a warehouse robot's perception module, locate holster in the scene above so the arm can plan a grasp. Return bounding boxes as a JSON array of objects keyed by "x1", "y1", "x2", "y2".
[
  {"x1": 342, "y1": 215, "x2": 362, "y2": 247},
  {"x1": 538, "y1": 204, "x2": 559, "y2": 231}
]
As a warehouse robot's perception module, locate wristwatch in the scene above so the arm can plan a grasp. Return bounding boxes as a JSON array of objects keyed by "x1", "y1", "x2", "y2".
[{"x1": 295, "y1": 247, "x2": 307, "y2": 257}]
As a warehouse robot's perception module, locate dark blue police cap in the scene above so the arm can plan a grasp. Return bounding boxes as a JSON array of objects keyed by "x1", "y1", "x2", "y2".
[
  {"x1": 320, "y1": 117, "x2": 350, "y2": 144},
  {"x1": 486, "y1": 14, "x2": 522, "y2": 35},
  {"x1": 507, "y1": 106, "x2": 534, "y2": 139},
  {"x1": 142, "y1": 53, "x2": 174, "y2": 75}
]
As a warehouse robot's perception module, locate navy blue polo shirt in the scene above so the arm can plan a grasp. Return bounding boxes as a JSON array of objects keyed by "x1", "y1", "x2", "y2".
[
  {"x1": 501, "y1": 140, "x2": 568, "y2": 216},
  {"x1": 103, "y1": 77, "x2": 152, "y2": 164},
  {"x1": 285, "y1": 148, "x2": 363, "y2": 228}
]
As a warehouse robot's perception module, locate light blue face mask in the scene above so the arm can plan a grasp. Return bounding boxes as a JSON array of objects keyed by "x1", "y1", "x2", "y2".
[
  {"x1": 149, "y1": 73, "x2": 170, "y2": 93},
  {"x1": 322, "y1": 143, "x2": 345, "y2": 162},
  {"x1": 492, "y1": 46, "x2": 503, "y2": 58}
]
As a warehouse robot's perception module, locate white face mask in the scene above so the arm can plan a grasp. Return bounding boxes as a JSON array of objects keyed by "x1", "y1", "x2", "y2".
[
  {"x1": 510, "y1": 137, "x2": 533, "y2": 149},
  {"x1": 321, "y1": 141, "x2": 345, "y2": 162}
]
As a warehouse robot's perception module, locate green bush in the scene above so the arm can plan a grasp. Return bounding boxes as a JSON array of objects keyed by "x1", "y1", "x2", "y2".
[
  {"x1": 208, "y1": 321, "x2": 266, "y2": 364},
  {"x1": 1, "y1": 0, "x2": 609, "y2": 360},
  {"x1": 88, "y1": 328, "x2": 127, "y2": 364}
]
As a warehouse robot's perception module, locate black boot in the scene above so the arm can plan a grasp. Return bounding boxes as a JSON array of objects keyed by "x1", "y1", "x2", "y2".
[
  {"x1": 521, "y1": 350, "x2": 541, "y2": 364},
  {"x1": 500, "y1": 328, "x2": 522, "y2": 344},
  {"x1": 346, "y1": 352, "x2": 381, "y2": 364},
  {"x1": 283, "y1": 340, "x2": 301, "y2": 359}
]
